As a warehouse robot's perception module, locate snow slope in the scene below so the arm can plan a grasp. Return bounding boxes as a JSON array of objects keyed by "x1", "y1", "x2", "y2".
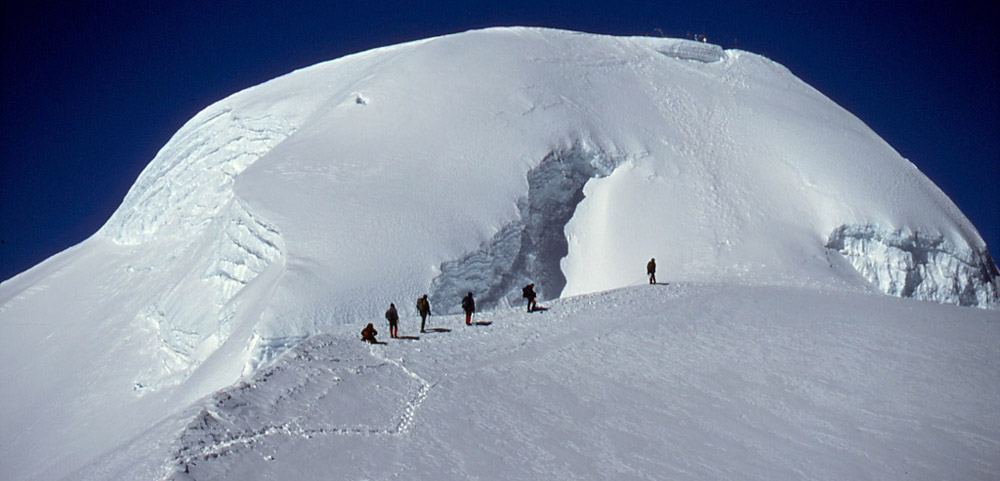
[
  {"x1": 77, "y1": 284, "x2": 1000, "y2": 480},
  {"x1": 1, "y1": 27, "x2": 998, "y2": 480}
]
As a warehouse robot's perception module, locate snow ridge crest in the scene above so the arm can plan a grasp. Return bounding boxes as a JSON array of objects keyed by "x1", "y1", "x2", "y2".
[{"x1": 100, "y1": 109, "x2": 296, "y2": 244}]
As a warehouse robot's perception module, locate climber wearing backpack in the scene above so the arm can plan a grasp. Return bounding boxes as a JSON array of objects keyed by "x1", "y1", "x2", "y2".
[
  {"x1": 522, "y1": 283, "x2": 537, "y2": 312},
  {"x1": 416, "y1": 294, "x2": 431, "y2": 333},
  {"x1": 461, "y1": 292, "x2": 475, "y2": 325},
  {"x1": 361, "y1": 323, "x2": 379, "y2": 344},
  {"x1": 647, "y1": 258, "x2": 656, "y2": 285},
  {"x1": 385, "y1": 303, "x2": 399, "y2": 338}
]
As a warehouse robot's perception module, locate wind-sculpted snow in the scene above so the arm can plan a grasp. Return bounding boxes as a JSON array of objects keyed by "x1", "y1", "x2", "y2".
[
  {"x1": 89, "y1": 106, "x2": 298, "y2": 391},
  {"x1": 3, "y1": 26, "x2": 1000, "y2": 481},
  {"x1": 648, "y1": 38, "x2": 726, "y2": 63},
  {"x1": 204, "y1": 201, "x2": 284, "y2": 303},
  {"x1": 132, "y1": 200, "x2": 285, "y2": 392},
  {"x1": 827, "y1": 225, "x2": 999, "y2": 308},
  {"x1": 100, "y1": 110, "x2": 295, "y2": 244}
]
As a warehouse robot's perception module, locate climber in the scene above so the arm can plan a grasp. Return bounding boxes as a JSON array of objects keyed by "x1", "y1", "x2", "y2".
[
  {"x1": 461, "y1": 292, "x2": 475, "y2": 325},
  {"x1": 416, "y1": 294, "x2": 431, "y2": 333},
  {"x1": 361, "y1": 323, "x2": 379, "y2": 344},
  {"x1": 647, "y1": 258, "x2": 656, "y2": 285},
  {"x1": 522, "y1": 283, "x2": 537, "y2": 312},
  {"x1": 385, "y1": 303, "x2": 399, "y2": 338}
]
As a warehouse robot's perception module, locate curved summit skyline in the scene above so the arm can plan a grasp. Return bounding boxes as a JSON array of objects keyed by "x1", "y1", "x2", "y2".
[{"x1": 1, "y1": 2, "x2": 997, "y2": 283}]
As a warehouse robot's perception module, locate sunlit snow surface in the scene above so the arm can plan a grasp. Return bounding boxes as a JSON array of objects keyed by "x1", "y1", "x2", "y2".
[
  {"x1": 80, "y1": 285, "x2": 1000, "y2": 480},
  {"x1": 1, "y1": 27, "x2": 998, "y2": 480}
]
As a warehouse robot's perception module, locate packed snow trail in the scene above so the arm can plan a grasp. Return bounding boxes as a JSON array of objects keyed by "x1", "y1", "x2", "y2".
[
  {"x1": 71, "y1": 283, "x2": 1000, "y2": 481},
  {"x1": 367, "y1": 339, "x2": 435, "y2": 436},
  {"x1": 171, "y1": 336, "x2": 433, "y2": 462}
]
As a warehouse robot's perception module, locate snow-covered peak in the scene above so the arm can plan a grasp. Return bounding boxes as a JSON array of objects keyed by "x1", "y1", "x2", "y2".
[
  {"x1": 104, "y1": 27, "x2": 996, "y2": 315},
  {"x1": 1, "y1": 27, "x2": 997, "y2": 481}
]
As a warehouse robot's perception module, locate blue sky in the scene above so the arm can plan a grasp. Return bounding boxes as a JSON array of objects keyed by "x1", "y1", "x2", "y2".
[{"x1": 2, "y1": 1, "x2": 997, "y2": 282}]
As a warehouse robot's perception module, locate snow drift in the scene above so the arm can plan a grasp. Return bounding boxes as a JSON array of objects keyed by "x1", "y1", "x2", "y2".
[{"x1": 1, "y1": 27, "x2": 998, "y2": 480}]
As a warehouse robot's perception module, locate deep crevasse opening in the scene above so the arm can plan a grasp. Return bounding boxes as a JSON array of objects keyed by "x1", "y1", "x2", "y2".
[{"x1": 429, "y1": 144, "x2": 624, "y2": 313}]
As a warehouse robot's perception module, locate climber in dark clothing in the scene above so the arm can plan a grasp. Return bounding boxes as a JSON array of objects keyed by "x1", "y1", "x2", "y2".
[
  {"x1": 361, "y1": 323, "x2": 379, "y2": 343},
  {"x1": 647, "y1": 258, "x2": 656, "y2": 285},
  {"x1": 461, "y1": 292, "x2": 475, "y2": 325},
  {"x1": 416, "y1": 294, "x2": 431, "y2": 333},
  {"x1": 522, "y1": 283, "x2": 537, "y2": 312},
  {"x1": 385, "y1": 303, "x2": 399, "y2": 338}
]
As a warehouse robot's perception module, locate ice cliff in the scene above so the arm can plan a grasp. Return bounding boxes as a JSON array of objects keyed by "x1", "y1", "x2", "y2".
[{"x1": 827, "y1": 224, "x2": 998, "y2": 307}]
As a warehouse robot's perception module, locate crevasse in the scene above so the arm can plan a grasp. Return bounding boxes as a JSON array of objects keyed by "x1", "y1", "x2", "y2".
[{"x1": 430, "y1": 144, "x2": 624, "y2": 313}]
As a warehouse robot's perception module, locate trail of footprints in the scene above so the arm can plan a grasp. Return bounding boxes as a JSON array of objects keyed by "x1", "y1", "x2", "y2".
[{"x1": 170, "y1": 333, "x2": 433, "y2": 473}]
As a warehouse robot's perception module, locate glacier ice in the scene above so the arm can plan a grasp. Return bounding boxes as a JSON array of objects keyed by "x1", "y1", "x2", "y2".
[
  {"x1": 131, "y1": 198, "x2": 286, "y2": 392},
  {"x1": 650, "y1": 38, "x2": 726, "y2": 63},
  {"x1": 827, "y1": 224, "x2": 998, "y2": 308},
  {"x1": 100, "y1": 109, "x2": 295, "y2": 391},
  {"x1": 430, "y1": 143, "x2": 624, "y2": 312},
  {"x1": 100, "y1": 110, "x2": 295, "y2": 244}
]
